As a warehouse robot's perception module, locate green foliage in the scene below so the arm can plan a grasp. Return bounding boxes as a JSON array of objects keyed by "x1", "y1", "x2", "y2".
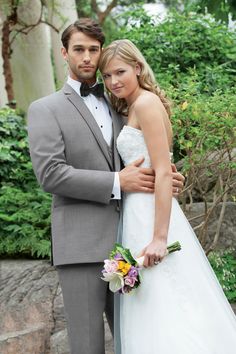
[
  {"x1": 0, "y1": 108, "x2": 35, "y2": 187},
  {"x1": 0, "y1": 108, "x2": 51, "y2": 259},
  {"x1": 0, "y1": 185, "x2": 51, "y2": 258},
  {"x1": 195, "y1": 0, "x2": 236, "y2": 22},
  {"x1": 114, "y1": 8, "x2": 236, "y2": 93},
  {"x1": 170, "y1": 83, "x2": 236, "y2": 164},
  {"x1": 208, "y1": 249, "x2": 236, "y2": 302}
]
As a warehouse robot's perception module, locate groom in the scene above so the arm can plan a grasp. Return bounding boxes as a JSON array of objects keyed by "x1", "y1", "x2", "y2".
[{"x1": 27, "y1": 18, "x2": 184, "y2": 354}]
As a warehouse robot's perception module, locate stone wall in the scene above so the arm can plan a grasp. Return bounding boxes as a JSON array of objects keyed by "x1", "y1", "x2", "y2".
[{"x1": 0, "y1": 260, "x2": 113, "y2": 354}]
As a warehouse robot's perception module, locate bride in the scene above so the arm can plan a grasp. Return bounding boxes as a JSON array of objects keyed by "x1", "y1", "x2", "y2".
[{"x1": 99, "y1": 39, "x2": 236, "y2": 353}]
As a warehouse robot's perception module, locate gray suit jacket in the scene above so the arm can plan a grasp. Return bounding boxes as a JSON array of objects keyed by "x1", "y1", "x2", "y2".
[{"x1": 27, "y1": 83, "x2": 124, "y2": 266}]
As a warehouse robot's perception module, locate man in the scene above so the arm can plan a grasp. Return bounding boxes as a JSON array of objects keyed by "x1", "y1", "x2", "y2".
[{"x1": 27, "y1": 18, "x2": 184, "y2": 354}]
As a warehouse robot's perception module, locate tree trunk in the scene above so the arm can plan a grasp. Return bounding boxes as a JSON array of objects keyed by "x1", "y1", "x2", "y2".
[
  {"x1": 0, "y1": 12, "x2": 8, "y2": 108},
  {"x1": 1, "y1": 11, "x2": 15, "y2": 107},
  {"x1": 10, "y1": 0, "x2": 55, "y2": 111},
  {"x1": 46, "y1": 0, "x2": 77, "y2": 87}
]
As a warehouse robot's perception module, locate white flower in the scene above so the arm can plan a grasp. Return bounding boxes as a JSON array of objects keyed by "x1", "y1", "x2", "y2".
[{"x1": 101, "y1": 272, "x2": 124, "y2": 293}]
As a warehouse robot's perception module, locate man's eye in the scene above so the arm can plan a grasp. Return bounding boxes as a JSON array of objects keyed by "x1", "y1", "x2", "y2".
[
  {"x1": 90, "y1": 48, "x2": 99, "y2": 52},
  {"x1": 75, "y1": 48, "x2": 83, "y2": 52}
]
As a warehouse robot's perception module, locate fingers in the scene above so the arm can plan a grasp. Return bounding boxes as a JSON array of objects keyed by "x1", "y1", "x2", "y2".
[
  {"x1": 143, "y1": 255, "x2": 160, "y2": 268},
  {"x1": 172, "y1": 179, "x2": 184, "y2": 189},
  {"x1": 171, "y1": 163, "x2": 177, "y2": 173},
  {"x1": 172, "y1": 172, "x2": 185, "y2": 196},
  {"x1": 141, "y1": 180, "x2": 155, "y2": 189},
  {"x1": 139, "y1": 167, "x2": 155, "y2": 176},
  {"x1": 131, "y1": 156, "x2": 145, "y2": 167},
  {"x1": 119, "y1": 161, "x2": 155, "y2": 193},
  {"x1": 172, "y1": 171, "x2": 185, "y2": 184},
  {"x1": 137, "y1": 248, "x2": 146, "y2": 258},
  {"x1": 143, "y1": 251, "x2": 166, "y2": 268}
]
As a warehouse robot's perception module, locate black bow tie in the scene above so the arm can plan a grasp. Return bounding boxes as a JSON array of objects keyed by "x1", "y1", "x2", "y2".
[{"x1": 80, "y1": 82, "x2": 104, "y2": 98}]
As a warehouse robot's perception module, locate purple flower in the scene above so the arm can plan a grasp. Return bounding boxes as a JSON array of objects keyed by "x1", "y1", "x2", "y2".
[
  {"x1": 120, "y1": 285, "x2": 131, "y2": 294},
  {"x1": 104, "y1": 259, "x2": 118, "y2": 273},
  {"x1": 114, "y1": 253, "x2": 124, "y2": 261},
  {"x1": 124, "y1": 276, "x2": 136, "y2": 287},
  {"x1": 128, "y1": 266, "x2": 139, "y2": 278}
]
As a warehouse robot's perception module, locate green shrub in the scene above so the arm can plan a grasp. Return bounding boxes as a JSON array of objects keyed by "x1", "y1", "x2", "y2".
[
  {"x1": 0, "y1": 108, "x2": 51, "y2": 258},
  {"x1": 115, "y1": 8, "x2": 236, "y2": 93},
  {"x1": 170, "y1": 81, "x2": 236, "y2": 165},
  {"x1": 0, "y1": 185, "x2": 51, "y2": 258},
  {"x1": 0, "y1": 108, "x2": 35, "y2": 188},
  {"x1": 208, "y1": 249, "x2": 236, "y2": 302}
]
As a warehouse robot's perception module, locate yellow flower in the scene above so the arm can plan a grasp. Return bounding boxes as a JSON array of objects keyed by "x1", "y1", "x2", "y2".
[
  {"x1": 118, "y1": 261, "x2": 131, "y2": 275},
  {"x1": 182, "y1": 101, "x2": 188, "y2": 110}
]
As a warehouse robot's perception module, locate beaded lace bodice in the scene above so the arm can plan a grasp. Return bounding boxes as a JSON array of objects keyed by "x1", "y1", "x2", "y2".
[{"x1": 116, "y1": 125, "x2": 172, "y2": 167}]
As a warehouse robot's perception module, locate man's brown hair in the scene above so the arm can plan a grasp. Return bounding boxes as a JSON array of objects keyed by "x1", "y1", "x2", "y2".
[{"x1": 61, "y1": 18, "x2": 105, "y2": 50}]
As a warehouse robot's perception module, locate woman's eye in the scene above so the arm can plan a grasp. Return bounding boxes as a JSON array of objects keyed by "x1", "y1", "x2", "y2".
[
  {"x1": 103, "y1": 74, "x2": 109, "y2": 79},
  {"x1": 118, "y1": 70, "x2": 125, "y2": 75}
]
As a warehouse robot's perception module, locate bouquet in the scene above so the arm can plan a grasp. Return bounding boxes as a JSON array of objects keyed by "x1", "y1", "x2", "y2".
[{"x1": 101, "y1": 241, "x2": 181, "y2": 294}]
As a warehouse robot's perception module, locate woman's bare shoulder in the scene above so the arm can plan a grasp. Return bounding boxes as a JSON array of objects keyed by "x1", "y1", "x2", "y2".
[{"x1": 133, "y1": 91, "x2": 166, "y2": 118}]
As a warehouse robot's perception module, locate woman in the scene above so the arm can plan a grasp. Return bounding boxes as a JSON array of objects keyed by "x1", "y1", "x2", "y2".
[{"x1": 99, "y1": 39, "x2": 236, "y2": 354}]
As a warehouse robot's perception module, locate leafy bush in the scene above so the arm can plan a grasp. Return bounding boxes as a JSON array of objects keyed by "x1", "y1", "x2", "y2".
[
  {"x1": 115, "y1": 8, "x2": 236, "y2": 93},
  {"x1": 0, "y1": 107, "x2": 35, "y2": 188},
  {"x1": 0, "y1": 185, "x2": 51, "y2": 258},
  {"x1": 208, "y1": 249, "x2": 236, "y2": 302},
  {"x1": 0, "y1": 108, "x2": 51, "y2": 258}
]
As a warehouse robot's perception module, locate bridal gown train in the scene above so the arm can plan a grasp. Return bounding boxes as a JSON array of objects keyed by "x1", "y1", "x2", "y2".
[{"x1": 116, "y1": 125, "x2": 236, "y2": 354}]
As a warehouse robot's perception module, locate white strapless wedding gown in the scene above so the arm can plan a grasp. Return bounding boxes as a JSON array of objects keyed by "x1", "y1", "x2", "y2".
[{"x1": 116, "y1": 125, "x2": 236, "y2": 354}]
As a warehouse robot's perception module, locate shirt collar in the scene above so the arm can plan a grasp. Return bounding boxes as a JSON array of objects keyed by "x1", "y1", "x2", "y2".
[{"x1": 67, "y1": 76, "x2": 99, "y2": 97}]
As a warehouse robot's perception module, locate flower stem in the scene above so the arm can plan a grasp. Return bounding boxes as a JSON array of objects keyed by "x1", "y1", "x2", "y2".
[{"x1": 167, "y1": 241, "x2": 181, "y2": 254}]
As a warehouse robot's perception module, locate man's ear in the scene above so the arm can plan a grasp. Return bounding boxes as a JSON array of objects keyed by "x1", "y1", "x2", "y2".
[{"x1": 61, "y1": 47, "x2": 68, "y2": 61}]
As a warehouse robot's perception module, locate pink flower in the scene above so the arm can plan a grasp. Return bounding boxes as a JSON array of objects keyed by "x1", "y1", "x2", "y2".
[
  {"x1": 124, "y1": 276, "x2": 136, "y2": 287},
  {"x1": 104, "y1": 259, "x2": 119, "y2": 273}
]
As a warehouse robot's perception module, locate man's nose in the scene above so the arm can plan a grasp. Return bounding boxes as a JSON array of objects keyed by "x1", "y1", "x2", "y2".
[{"x1": 83, "y1": 50, "x2": 91, "y2": 62}]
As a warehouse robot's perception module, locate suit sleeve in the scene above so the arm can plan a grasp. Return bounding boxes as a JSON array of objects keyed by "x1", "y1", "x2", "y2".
[{"x1": 27, "y1": 101, "x2": 115, "y2": 204}]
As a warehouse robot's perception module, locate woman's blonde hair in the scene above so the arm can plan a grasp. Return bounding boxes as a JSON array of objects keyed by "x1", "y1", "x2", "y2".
[{"x1": 99, "y1": 39, "x2": 171, "y2": 116}]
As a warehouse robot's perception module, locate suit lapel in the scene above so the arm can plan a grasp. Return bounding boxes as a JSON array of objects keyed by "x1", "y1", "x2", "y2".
[
  {"x1": 105, "y1": 95, "x2": 123, "y2": 172},
  {"x1": 63, "y1": 84, "x2": 113, "y2": 169}
]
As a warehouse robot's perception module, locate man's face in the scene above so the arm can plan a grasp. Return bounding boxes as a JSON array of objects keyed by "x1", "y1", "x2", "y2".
[{"x1": 62, "y1": 31, "x2": 102, "y2": 85}]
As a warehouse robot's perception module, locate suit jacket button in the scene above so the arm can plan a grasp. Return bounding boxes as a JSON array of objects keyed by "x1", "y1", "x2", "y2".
[{"x1": 111, "y1": 193, "x2": 114, "y2": 198}]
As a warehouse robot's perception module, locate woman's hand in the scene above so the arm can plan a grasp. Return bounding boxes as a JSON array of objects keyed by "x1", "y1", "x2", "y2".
[{"x1": 138, "y1": 238, "x2": 168, "y2": 268}]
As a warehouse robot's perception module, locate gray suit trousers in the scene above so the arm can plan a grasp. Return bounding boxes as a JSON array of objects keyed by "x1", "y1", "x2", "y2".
[{"x1": 57, "y1": 263, "x2": 114, "y2": 354}]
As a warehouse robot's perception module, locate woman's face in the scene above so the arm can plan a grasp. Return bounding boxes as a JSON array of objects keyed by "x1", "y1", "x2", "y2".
[{"x1": 102, "y1": 57, "x2": 140, "y2": 99}]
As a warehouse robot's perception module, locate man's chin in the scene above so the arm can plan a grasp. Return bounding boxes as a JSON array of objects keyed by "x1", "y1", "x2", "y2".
[{"x1": 77, "y1": 72, "x2": 97, "y2": 82}]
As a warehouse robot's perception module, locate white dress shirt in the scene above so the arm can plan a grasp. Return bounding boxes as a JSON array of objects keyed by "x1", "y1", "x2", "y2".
[{"x1": 67, "y1": 77, "x2": 121, "y2": 199}]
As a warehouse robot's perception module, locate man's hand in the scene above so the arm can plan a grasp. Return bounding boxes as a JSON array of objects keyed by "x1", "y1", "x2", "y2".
[
  {"x1": 119, "y1": 159, "x2": 184, "y2": 195},
  {"x1": 171, "y1": 164, "x2": 185, "y2": 196},
  {"x1": 119, "y1": 157, "x2": 155, "y2": 193}
]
